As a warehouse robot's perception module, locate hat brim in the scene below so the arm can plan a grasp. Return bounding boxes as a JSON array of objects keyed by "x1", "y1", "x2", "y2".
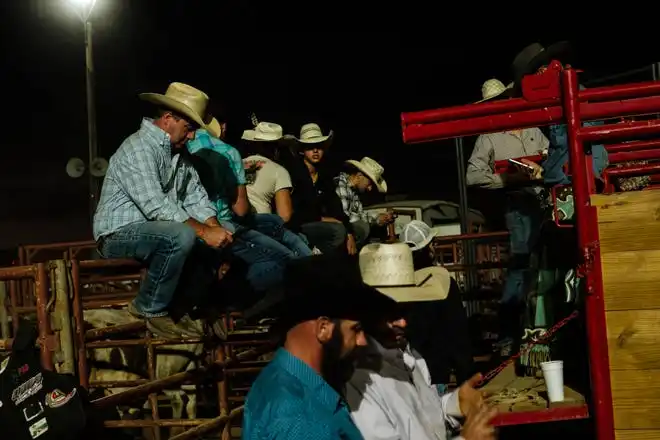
[
  {"x1": 374, "y1": 267, "x2": 450, "y2": 303},
  {"x1": 475, "y1": 83, "x2": 515, "y2": 104},
  {"x1": 346, "y1": 159, "x2": 387, "y2": 193},
  {"x1": 243, "y1": 283, "x2": 399, "y2": 323},
  {"x1": 206, "y1": 118, "x2": 222, "y2": 138},
  {"x1": 139, "y1": 93, "x2": 210, "y2": 131},
  {"x1": 293, "y1": 130, "x2": 334, "y2": 150},
  {"x1": 241, "y1": 129, "x2": 285, "y2": 142}
]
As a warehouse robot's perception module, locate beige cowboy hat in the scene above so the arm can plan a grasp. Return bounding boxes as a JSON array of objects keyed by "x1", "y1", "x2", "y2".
[
  {"x1": 359, "y1": 242, "x2": 451, "y2": 302},
  {"x1": 242, "y1": 121, "x2": 286, "y2": 142},
  {"x1": 291, "y1": 123, "x2": 334, "y2": 149},
  {"x1": 346, "y1": 157, "x2": 388, "y2": 193},
  {"x1": 139, "y1": 82, "x2": 219, "y2": 133},
  {"x1": 475, "y1": 79, "x2": 514, "y2": 103}
]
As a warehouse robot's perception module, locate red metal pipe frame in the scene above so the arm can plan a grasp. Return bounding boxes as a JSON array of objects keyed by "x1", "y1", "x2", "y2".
[
  {"x1": 402, "y1": 79, "x2": 660, "y2": 126},
  {"x1": 563, "y1": 69, "x2": 615, "y2": 440},
  {"x1": 398, "y1": 66, "x2": 660, "y2": 436},
  {"x1": 605, "y1": 139, "x2": 660, "y2": 153},
  {"x1": 402, "y1": 82, "x2": 660, "y2": 144}
]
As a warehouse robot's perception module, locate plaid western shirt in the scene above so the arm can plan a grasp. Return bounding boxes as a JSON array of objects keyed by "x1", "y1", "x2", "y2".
[
  {"x1": 93, "y1": 118, "x2": 216, "y2": 240},
  {"x1": 335, "y1": 172, "x2": 377, "y2": 225}
]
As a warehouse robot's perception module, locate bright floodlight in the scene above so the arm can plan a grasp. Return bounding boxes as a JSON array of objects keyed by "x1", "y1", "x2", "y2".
[
  {"x1": 66, "y1": 0, "x2": 97, "y2": 21},
  {"x1": 68, "y1": 0, "x2": 96, "y2": 6}
]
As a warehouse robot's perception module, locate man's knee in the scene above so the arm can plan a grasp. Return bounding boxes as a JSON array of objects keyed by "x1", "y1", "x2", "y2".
[
  {"x1": 352, "y1": 220, "x2": 370, "y2": 244},
  {"x1": 168, "y1": 222, "x2": 197, "y2": 254},
  {"x1": 329, "y1": 223, "x2": 347, "y2": 246}
]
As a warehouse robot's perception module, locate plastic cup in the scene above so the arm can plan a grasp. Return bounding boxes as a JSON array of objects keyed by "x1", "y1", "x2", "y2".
[{"x1": 541, "y1": 360, "x2": 565, "y2": 403}]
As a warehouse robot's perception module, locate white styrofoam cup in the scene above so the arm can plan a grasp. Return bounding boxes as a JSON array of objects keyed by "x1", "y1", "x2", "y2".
[{"x1": 541, "y1": 360, "x2": 565, "y2": 402}]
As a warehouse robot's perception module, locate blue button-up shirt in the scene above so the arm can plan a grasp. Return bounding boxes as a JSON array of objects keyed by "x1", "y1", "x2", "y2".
[
  {"x1": 93, "y1": 118, "x2": 216, "y2": 240},
  {"x1": 242, "y1": 348, "x2": 364, "y2": 440},
  {"x1": 187, "y1": 129, "x2": 246, "y2": 221}
]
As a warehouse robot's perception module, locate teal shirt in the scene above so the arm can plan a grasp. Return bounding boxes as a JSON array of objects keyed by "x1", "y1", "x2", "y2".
[
  {"x1": 187, "y1": 129, "x2": 246, "y2": 220},
  {"x1": 242, "y1": 348, "x2": 364, "y2": 440}
]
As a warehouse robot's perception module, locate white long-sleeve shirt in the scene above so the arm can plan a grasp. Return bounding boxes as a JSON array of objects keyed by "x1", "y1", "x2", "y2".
[{"x1": 345, "y1": 337, "x2": 463, "y2": 440}]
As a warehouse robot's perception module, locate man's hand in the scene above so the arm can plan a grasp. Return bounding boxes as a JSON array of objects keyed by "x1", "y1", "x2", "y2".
[
  {"x1": 458, "y1": 373, "x2": 486, "y2": 418},
  {"x1": 346, "y1": 234, "x2": 357, "y2": 255},
  {"x1": 321, "y1": 217, "x2": 342, "y2": 224},
  {"x1": 376, "y1": 212, "x2": 395, "y2": 226},
  {"x1": 204, "y1": 216, "x2": 221, "y2": 227},
  {"x1": 461, "y1": 404, "x2": 497, "y2": 440},
  {"x1": 520, "y1": 158, "x2": 543, "y2": 180},
  {"x1": 202, "y1": 226, "x2": 233, "y2": 248}
]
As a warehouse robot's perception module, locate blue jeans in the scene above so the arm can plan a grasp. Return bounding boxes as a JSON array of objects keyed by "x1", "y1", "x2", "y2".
[
  {"x1": 248, "y1": 214, "x2": 313, "y2": 258},
  {"x1": 300, "y1": 221, "x2": 347, "y2": 254},
  {"x1": 99, "y1": 221, "x2": 197, "y2": 318},
  {"x1": 221, "y1": 218, "x2": 297, "y2": 292},
  {"x1": 503, "y1": 207, "x2": 541, "y2": 304}
]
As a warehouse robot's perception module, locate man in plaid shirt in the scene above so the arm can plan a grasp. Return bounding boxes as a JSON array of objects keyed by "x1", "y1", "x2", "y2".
[
  {"x1": 335, "y1": 157, "x2": 394, "y2": 250},
  {"x1": 93, "y1": 83, "x2": 233, "y2": 339}
]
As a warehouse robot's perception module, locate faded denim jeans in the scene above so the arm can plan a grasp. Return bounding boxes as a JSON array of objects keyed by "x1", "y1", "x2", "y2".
[
  {"x1": 502, "y1": 206, "x2": 541, "y2": 304},
  {"x1": 300, "y1": 221, "x2": 347, "y2": 254},
  {"x1": 98, "y1": 221, "x2": 197, "y2": 318},
  {"x1": 221, "y1": 216, "x2": 300, "y2": 292},
  {"x1": 248, "y1": 214, "x2": 313, "y2": 258}
]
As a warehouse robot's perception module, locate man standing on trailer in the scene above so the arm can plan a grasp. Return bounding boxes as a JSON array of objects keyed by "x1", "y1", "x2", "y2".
[
  {"x1": 93, "y1": 82, "x2": 233, "y2": 338},
  {"x1": 466, "y1": 78, "x2": 548, "y2": 355}
]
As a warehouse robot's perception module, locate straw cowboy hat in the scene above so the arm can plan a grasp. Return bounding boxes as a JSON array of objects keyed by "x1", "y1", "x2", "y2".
[
  {"x1": 291, "y1": 123, "x2": 334, "y2": 149},
  {"x1": 346, "y1": 157, "x2": 388, "y2": 193},
  {"x1": 511, "y1": 41, "x2": 574, "y2": 87},
  {"x1": 242, "y1": 121, "x2": 286, "y2": 142},
  {"x1": 359, "y1": 243, "x2": 451, "y2": 302},
  {"x1": 476, "y1": 79, "x2": 514, "y2": 103},
  {"x1": 139, "y1": 82, "x2": 219, "y2": 134},
  {"x1": 400, "y1": 220, "x2": 443, "y2": 251}
]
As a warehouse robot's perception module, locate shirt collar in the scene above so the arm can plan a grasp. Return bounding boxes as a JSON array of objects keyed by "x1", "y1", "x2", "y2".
[
  {"x1": 140, "y1": 118, "x2": 172, "y2": 152},
  {"x1": 338, "y1": 172, "x2": 356, "y2": 189},
  {"x1": 271, "y1": 348, "x2": 342, "y2": 411},
  {"x1": 358, "y1": 336, "x2": 413, "y2": 373}
]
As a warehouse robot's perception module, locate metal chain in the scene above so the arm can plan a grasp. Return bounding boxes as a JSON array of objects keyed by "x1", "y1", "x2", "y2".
[{"x1": 476, "y1": 310, "x2": 579, "y2": 387}]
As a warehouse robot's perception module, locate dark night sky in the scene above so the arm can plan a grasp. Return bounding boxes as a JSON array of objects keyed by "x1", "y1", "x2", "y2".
[{"x1": 0, "y1": 1, "x2": 656, "y2": 250}]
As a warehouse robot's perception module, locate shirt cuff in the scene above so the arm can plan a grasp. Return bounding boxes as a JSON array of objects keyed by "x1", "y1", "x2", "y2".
[
  {"x1": 442, "y1": 389, "x2": 463, "y2": 419},
  {"x1": 189, "y1": 207, "x2": 217, "y2": 223},
  {"x1": 172, "y1": 207, "x2": 192, "y2": 223}
]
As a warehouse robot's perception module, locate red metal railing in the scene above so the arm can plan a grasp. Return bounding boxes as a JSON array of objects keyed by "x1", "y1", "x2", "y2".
[{"x1": 399, "y1": 64, "x2": 660, "y2": 439}]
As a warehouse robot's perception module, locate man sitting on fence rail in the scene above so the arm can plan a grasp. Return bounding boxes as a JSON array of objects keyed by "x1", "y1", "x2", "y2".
[
  {"x1": 93, "y1": 82, "x2": 233, "y2": 339},
  {"x1": 241, "y1": 254, "x2": 400, "y2": 440}
]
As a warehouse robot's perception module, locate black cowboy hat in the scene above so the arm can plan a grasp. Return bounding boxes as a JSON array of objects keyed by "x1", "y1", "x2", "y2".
[
  {"x1": 243, "y1": 254, "x2": 400, "y2": 326},
  {"x1": 511, "y1": 41, "x2": 575, "y2": 88}
]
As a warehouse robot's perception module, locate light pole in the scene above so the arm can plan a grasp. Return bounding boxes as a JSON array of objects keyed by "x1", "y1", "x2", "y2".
[{"x1": 68, "y1": 0, "x2": 99, "y2": 220}]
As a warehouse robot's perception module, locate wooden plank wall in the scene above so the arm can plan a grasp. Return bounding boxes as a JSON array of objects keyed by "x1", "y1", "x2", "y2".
[{"x1": 593, "y1": 190, "x2": 660, "y2": 440}]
